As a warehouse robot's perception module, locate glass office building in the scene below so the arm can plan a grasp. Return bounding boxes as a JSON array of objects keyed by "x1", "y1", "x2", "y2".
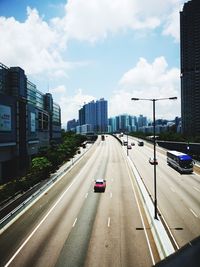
[{"x1": 0, "y1": 62, "x2": 61, "y2": 182}]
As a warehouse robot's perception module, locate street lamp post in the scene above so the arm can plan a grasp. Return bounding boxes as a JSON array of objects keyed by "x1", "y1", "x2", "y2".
[
  {"x1": 131, "y1": 96, "x2": 177, "y2": 220},
  {"x1": 127, "y1": 130, "x2": 129, "y2": 156},
  {"x1": 126, "y1": 116, "x2": 129, "y2": 156}
]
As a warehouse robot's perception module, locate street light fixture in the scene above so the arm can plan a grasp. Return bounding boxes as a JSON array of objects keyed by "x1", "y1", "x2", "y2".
[
  {"x1": 127, "y1": 131, "x2": 129, "y2": 156},
  {"x1": 131, "y1": 96, "x2": 177, "y2": 220},
  {"x1": 127, "y1": 116, "x2": 129, "y2": 156}
]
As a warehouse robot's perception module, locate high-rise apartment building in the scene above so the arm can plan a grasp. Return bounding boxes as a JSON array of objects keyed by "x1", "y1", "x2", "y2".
[
  {"x1": 180, "y1": 0, "x2": 200, "y2": 137},
  {"x1": 77, "y1": 98, "x2": 108, "y2": 134},
  {"x1": 67, "y1": 119, "x2": 78, "y2": 132},
  {"x1": 85, "y1": 100, "x2": 97, "y2": 129},
  {"x1": 96, "y1": 98, "x2": 108, "y2": 132},
  {"x1": 108, "y1": 114, "x2": 136, "y2": 133}
]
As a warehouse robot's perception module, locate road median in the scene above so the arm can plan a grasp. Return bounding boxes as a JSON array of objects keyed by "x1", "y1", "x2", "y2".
[{"x1": 127, "y1": 156, "x2": 178, "y2": 260}]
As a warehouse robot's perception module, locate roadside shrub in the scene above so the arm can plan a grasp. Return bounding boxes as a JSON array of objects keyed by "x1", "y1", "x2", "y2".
[{"x1": 0, "y1": 132, "x2": 87, "y2": 203}]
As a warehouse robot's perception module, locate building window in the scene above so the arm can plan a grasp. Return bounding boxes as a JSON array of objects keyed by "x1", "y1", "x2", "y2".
[
  {"x1": 38, "y1": 111, "x2": 49, "y2": 131},
  {"x1": 36, "y1": 91, "x2": 44, "y2": 109},
  {"x1": 52, "y1": 103, "x2": 60, "y2": 125},
  {"x1": 27, "y1": 80, "x2": 36, "y2": 106}
]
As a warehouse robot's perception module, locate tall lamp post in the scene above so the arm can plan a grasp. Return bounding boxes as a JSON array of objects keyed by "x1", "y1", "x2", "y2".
[
  {"x1": 127, "y1": 116, "x2": 129, "y2": 156},
  {"x1": 127, "y1": 131, "x2": 129, "y2": 156},
  {"x1": 131, "y1": 97, "x2": 177, "y2": 220}
]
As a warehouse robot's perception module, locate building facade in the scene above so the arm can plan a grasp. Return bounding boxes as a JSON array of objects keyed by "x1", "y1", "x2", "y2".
[
  {"x1": 96, "y1": 98, "x2": 108, "y2": 132},
  {"x1": 107, "y1": 114, "x2": 178, "y2": 134},
  {"x1": 180, "y1": 0, "x2": 200, "y2": 137},
  {"x1": 108, "y1": 114, "x2": 138, "y2": 133},
  {"x1": 0, "y1": 63, "x2": 61, "y2": 182},
  {"x1": 77, "y1": 98, "x2": 108, "y2": 134},
  {"x1": 67, "y1": 119, "x2": 78, "y2": 132}
]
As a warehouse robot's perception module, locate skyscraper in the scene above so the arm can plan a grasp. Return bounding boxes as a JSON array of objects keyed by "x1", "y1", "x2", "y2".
[
  {"x1": 180, "y1": 0, "x2": 200, "y2": 137},
  {"x1": 78, "y1": 98, "x2": 108, "y2": 134},
  {"x1": 85, "y1": 100, "x2": 96, "y2": 128},
  {"x1": 96, "y1": 98, "x2": 108, "y2": 132}
]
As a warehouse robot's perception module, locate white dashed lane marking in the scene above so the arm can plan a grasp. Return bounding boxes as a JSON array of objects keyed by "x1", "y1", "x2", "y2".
[
  {"x1": 72, "y1": 218, "x2": 77, "y2": 227},
  {"x1": 170, "y1": 187, "x2": 175, "y2": 193},
  {"x1": 189, "y1": 209, "x2": 198, "y2": 218},
  {"x1": 193, "y1": 186, "x2": 200, "y2": 193}
]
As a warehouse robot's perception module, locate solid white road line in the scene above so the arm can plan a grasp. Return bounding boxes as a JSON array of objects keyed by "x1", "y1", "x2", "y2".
[
  {"x1": 170, "y1": 187, "x2": 175, "y2": 193},
  {"x1": 110, "y1": 192, "x2": 112, "y2": 198},
  {"x1": 72, "y1": 218, "x2": 78, "y2": 227},
  {"x1": 193, "y1": 186, "x2": 200, "y2": 193},
  {"x1": 4, "y1": 145, "x2": 102, "y2": 267},
  {"x1": 189, "y1": 208, "x2": 198, "y2": 218},
  {"x1": 85, "y1": 193, "x2": 88, "y2": 198},
  {"x1": 4, "y1": 176, "x2": 79, "y2": 267},
  {"x1": 123, "y1": 154, "x2": 155, "y2": 265}
]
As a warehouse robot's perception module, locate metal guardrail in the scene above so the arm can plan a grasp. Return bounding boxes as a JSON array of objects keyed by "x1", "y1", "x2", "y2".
[
  {"x1": 111, "y1": 134, "x2": 123, "y2": 145},
  {"x1": 0, "y1": 177, "x2": 59, "y2": 227},
  {"x1": 0, "y1": 144, "x2": 93, "y2": 229}
]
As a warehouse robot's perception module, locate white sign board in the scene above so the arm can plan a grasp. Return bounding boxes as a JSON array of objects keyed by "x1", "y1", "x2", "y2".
[
  {"x1": 0, "y1": 105, "x2": 11, "y2": 131},
  {"x1": 30, "y1": 112, "x2": 36, "y2": 132}
]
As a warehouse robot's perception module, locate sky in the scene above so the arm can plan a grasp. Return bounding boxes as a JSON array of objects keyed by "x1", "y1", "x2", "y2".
[{"x1": 0, "y1": 0, "x2": 186, "y2": 126}]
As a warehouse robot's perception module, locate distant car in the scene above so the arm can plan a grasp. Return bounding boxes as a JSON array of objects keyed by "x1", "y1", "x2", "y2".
[
  {"x1": 138, "y1": 141, "x2": 144, "y2": 146},
  {"x1": 131, "y1": 142, "x2": 135, "y2": 146},
  {"x1": 149, "y1": 157, "x2": 158, "y2": 165},
  {"x1": 82, "y1": 142, "x2": 87, "y2": 148},
  {"x1": 123, "y1": 141, "x2": 128, "y2": 146},
  {"x1": 127, "y1": 145, "x2": 132, "y2": 149},
  {"x1": 94, "y1": 179, "x2": 106, "y2": 192}
]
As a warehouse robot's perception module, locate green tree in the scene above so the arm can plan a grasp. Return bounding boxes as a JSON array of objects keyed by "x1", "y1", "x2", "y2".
[{"x1": 31, "y1": 157, "x2": 52, "y2": 180}]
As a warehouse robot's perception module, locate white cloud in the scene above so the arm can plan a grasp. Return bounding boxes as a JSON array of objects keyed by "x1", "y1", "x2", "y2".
[
  {"x1": 52, "y1": 0, "x2": 160, "y2": 43},
  {"x1": 50, "y1": 85, "x2": 67, "y2": 94},
  {"x1": 0, "y1": 1, "x2": 184, "y2": 124},
  {"x1": 109, "y1": 57, "x2": 180, "y2": 119},
  {"x1": 52, "y1": 0, "x2": 185, "y2": 43},
  {"x1": 50, "y1": 86, "x2": 96, "y2": 125},
  {"x1": 0, "y1": 7, "x2": 69, "y2": 75},
  {"x1": 0, "y1": 5, "x2": 96, "y2": 78},
  {"x1": 0, "y1": 1, "x2": 184, "y2": 77},
  {"x1": 162, "y1": 1, "x2": 185, "y2": 42}
]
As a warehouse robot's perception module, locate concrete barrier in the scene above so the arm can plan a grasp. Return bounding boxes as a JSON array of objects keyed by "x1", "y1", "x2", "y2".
[{"x1": 127, "y1": 156, "x2": 176, "y2": 259}]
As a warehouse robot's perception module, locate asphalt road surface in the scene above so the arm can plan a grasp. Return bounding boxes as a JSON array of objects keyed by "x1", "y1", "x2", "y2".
[
  {"x1": 123, "y1": 136, "x2": 200, "y2": 248},
  {"x1": 0, "y1": 136, "x2": 159, "y2": 267}
]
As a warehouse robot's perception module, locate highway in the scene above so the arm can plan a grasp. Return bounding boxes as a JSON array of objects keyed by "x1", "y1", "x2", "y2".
[
  {"x1": 0, "y1": 136, "x2": 158, "y2": 267},
  {"x1": 124, "y1": 135, "x2": 200, "y2": 248}
]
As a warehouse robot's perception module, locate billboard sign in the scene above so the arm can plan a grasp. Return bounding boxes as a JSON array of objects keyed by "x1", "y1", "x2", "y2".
[
  {"x1": 30, "y1": 112, "x2": 36, "y2": 132},
  {"x1": 0, "y1": 104, "x2": 11, "y2": 131}
]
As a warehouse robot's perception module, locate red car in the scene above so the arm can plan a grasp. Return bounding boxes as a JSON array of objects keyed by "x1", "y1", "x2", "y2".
[{"x1": 94, "y1": 179, "x2": 106, "y2": 192}]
